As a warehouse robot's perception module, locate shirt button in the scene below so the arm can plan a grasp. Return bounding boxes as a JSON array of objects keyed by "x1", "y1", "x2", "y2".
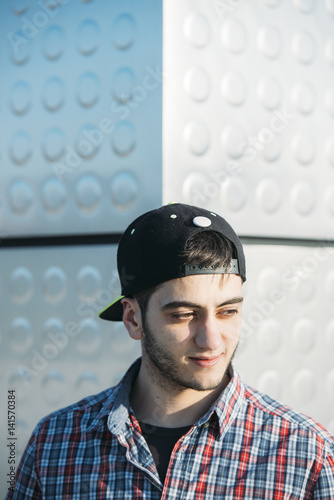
[{"x1": 203, "y1": 422, "x2": 210, "y2": 428}]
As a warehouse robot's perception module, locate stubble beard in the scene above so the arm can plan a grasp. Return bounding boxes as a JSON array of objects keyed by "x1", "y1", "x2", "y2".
[{"x1": 141, "y1": 316, "x2": 238, "y2": 393}]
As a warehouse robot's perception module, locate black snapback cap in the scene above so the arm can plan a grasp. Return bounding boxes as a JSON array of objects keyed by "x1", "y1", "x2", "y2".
[{"x1": 99, "y1": 203, "x2": 246, "y2": 321}]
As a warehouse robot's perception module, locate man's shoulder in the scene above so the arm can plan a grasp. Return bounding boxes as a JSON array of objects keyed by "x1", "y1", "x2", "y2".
[
  {"x1": 35, "y1": 382, "x2": 120, "y2": 435},
  {"x1": 243, "y1": 382, "x2": 334, "y2": 449}
]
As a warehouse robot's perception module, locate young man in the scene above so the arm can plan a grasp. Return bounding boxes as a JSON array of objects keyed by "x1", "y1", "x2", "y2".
[{"x1": 8, "y1": 203, "x2": 334, "y2": 498}]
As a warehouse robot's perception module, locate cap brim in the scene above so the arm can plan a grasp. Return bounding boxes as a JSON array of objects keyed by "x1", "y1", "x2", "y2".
[{"x1": 99, "y1": 295, "x2": 125, "y2": 321}]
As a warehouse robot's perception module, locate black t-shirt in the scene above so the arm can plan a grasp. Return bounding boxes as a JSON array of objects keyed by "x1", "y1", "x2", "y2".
[{"x1": 139, "y1": 421, "x2": 192, "y2": 483}]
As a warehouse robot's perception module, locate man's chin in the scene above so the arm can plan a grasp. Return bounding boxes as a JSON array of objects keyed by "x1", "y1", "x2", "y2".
[{"x1": 179, "y1": 372, "x2": 226, "y2": 392}]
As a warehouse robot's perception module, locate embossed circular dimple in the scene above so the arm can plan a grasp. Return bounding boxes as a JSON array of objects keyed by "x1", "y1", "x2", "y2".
[
  {"x1": 326, "y1": 0, "x2": 334, "y2": 14},
  {"x1": 293, "y1": 0, "x2": 315, "y2": 12},
  {"x1": 110, "y1": 171, "x2": 138, "y2": 210},
  {"x1": 41, "y1": 178, "x2": 66, "y2": 214},
  {"x1": 76, "y1": 266, "x2": 102, "y2": 302},
  {"x1": 9, "y1": 81, "x2": 32, "y2": 115},
  {"x1": 42, "y1": 76, "x2": 65, "y2": 111},
  {"x1": 257, "y1": 77, "x2": 282, "y2": 110},
  {"x1": 325, "y1": 319, "x2": 334, "y2": 351},
  {"x1": 257, "y1": 267, "x2": 281, "y2": 298},
  {"x1": 325, "y1": 269, "x2": 334, "y2": 300},
  {"x1": 111, "y1": 121, "x2": 135, "y2": 156},
  {"x1": 43, "y1": 266, "x2": 67, "y2": 303},
  {"x1": 76, "y1": 71, "x2": 100, "y2": 107},
  {"x1": 290, "y1": 181, "x2": 316, "y2": 215},
  {"x1": 42, "y1": 25, "x2": 65, "y2": 60},
  {"x1": 221, "y1": 19, "x2": 247, "y2": 53},
  {"x1": 75, "y1": 175, "x2": 102, "y2": 212},
  {"x1": 76, "y1": 319, "x2": 101, "y2": 357},
  {"x1": 9, "y1": 317, "x2": 33, "y2": 356},
  {"x1": 292, "y1": 31, "x2": 316, "y2": 64},
  {"x1": 112, "y1": 67, "x2": 136, "y2": 103},
  {"x1": 325, "y1": 87, "x2": 334, "y2": 117},
  {"x1": 256, "y1": 178, "x2": 282, "y2": 213},
  {"x1": 112, "y1": 13, "x2": 135, "y2": 50},
  {"x1": 8, "y1": 370, "x2": 31, "y2": 402},
  {"x1": 182, "y1": 171, "x2": 210, "y2": 205},
  {"x1": 9, "y1": 130, "x2": 32, "y2": 164},
  {"x1": 76, "y1": 372, "x2": 99, "y2": 400},
  {"x1": 258, "y1": 370, "x2": 282, "y2": 400},
  {"x1": 41, "y1": 371, "x2": 65, "y2": 405},
  {"x1": 257, "y1": 25, "x2": 282, "y2": 59},
  {"x1": 9, "y1": 33, "x2": 31, "y2": 65},
  {"x1": 9, "y1": 181, "x2": 33, "y2": 215},
  {"x1": 257, "y1": 319, "x2": 282, "y2": 354},
  {"x1": 326, "y1": 138, "x2": 334, "y2": 165},
  {"x1": 291, "y1": 133, "x2": 315, "y2": 165},
  {"x1": 221, "y1": 125, "x2": 245, "y2": 159},
  {"x1": 184, "y1": 12, "x2": 210, "y2": 48},
  {"x1": 76, "y1": 19, "x2": 99, "y2": 55},
  {"x1": 11, "y1": 0, "x2": 30, "y2": 14},
  {"x1": 325, "y1": 186, "x2": 334, "y2": 216},
  {"x1": 9, "y1": 267, "x2": 34, "y2": 304},
  {"x1": 291, "y1": 81, "x2": 315, "y2": 114},
  {"x1": 193, "y1": 216, "x2": 211, "y2": 227},
  {"x1": 291, "y1": 318, "x2": 316, "y2": 353},
  {"x1": 76, "y1": 124, "x2": 100, "y2": 158},
  {"x1": 184, "y1": 121, "x2": 210, "y2": 156},
  {"x1": 325, "y1": 37, "x2": 334, "y2": 65},
  {"x1": 221, "y1": 72, "x2": 247, "y2": 106},
  {"x1": 42, "y1": 317, "x2": 66, "y2": 345},
  {"x1": 42, "y1": 127, "x2": 65, "y2": 161},
  {"x1": 184, "y1": 68, "x2": 210, "y2": 102},
  {"x1": 221, "y1": 177, "x2": 247, "y2": 212},
  {"x1": 292, "y1": 369, "x2": 316, "y2": 403},
  {"x1": 262, "y1": 135, "x2": 281, "y2": 162}
]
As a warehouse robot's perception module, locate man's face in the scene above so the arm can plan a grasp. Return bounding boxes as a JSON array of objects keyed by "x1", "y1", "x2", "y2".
[{"x1": 140, "y1": 273, "x2": 243, "y2": 393}]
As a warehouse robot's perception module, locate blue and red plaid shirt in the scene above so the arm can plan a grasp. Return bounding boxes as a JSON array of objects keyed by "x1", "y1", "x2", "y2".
[{"x1": 7, "y1": 358, "x2": 334, "y2": 499}]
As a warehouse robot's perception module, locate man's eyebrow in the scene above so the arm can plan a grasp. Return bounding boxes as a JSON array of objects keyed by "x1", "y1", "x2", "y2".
[{"x1": 160, "y1": 297, "x2": 243, "y2": 311}]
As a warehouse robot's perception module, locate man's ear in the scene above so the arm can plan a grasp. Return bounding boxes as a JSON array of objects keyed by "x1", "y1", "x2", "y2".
[{"x1": 121, "y1": 297, "x2": 143, "y2": 340}]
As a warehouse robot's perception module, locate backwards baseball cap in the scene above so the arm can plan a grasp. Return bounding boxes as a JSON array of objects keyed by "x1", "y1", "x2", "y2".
[{"x1": 99, "y1": 203, "x2": 246, "y2": 321}]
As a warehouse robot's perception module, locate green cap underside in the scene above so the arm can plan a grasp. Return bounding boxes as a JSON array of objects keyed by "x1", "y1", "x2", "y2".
[{"x1": 98, "y1": 295, "x2": 125, "y2": 317}]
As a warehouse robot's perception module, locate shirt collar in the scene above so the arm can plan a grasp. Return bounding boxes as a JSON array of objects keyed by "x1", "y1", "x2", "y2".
[
  {"x1": 86, "y1": 358, "x2": 141, "y2": 432},
  {"x1": 88, "y1": 358, "x2": 245, "y2": 438},
  {"x1": 197, "y1": 362, "x2": 245, "y2": 439}
]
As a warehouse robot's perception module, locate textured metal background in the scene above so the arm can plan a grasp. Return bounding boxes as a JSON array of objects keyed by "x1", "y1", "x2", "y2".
[
  {"x1": 1, "y1": 0, "x2": 334, "y2": 496},
  {"x1": 163, "y1": 0, "x2": 334, "y2": 240}
]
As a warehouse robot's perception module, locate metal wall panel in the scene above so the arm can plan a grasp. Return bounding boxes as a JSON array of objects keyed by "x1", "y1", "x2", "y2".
[
  {"x1": 1, "y1": 243, "x2": 141, "y2": 494},
  {"x1": 238, "y1": 241, "x2": 334, "y2": 434},
  {"x1": 163, "y1": 0, "x2": 334, "y2": 240},
  {"x1": 1, "y1": 0, "x2": 162, "y2": 237}
]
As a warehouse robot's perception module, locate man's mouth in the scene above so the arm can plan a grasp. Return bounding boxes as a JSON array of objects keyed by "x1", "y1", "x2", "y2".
[{"x1": 188, "y1": 356, "x2": 221, "y2": 367}]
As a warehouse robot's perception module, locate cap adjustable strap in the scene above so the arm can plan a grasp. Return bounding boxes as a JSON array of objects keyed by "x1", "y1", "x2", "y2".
[{"x1": 185, "y1": 259, "x2": 239, "y2": 276}]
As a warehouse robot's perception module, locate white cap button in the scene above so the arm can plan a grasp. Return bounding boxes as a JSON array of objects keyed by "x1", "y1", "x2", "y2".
[{"x1": 193, "y1": 216, "x2": 212, "y2": 227}]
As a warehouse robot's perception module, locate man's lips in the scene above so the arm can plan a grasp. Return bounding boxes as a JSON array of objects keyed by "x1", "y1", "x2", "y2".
[{"x1": 188, "y1": 356, "x2": 221, "y2": 367}]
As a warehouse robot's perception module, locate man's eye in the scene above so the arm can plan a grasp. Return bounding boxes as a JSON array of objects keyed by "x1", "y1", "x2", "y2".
[
  {"x1": 220, "y1": 309, "x2": 238, "y2": 316},
  {"x1": 172, "y1": 312, "x2": 194, "y2": 320}
]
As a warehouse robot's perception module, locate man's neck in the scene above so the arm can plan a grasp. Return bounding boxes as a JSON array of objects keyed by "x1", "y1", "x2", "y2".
[{"x1": 130, "y1": 363, "x2": 231, "y2": 428}]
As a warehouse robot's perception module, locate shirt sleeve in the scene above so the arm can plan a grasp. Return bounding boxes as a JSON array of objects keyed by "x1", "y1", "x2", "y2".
[
  {"x1": 313, "y1": 452, "x2": 334, "y2": 499},
  {"x1": 5, "y1": 427, "x2": 42, "y2": 500}
]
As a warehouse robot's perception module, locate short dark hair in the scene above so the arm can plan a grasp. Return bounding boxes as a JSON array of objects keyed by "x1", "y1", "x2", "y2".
[{"x1": 134, "y1": 231, "x2": 235, "y2": 323}]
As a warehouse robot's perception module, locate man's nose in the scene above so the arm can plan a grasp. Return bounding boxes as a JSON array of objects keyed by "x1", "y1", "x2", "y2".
[{"x1": 194, "y1": 315, "x2": 224, "y2": 351}]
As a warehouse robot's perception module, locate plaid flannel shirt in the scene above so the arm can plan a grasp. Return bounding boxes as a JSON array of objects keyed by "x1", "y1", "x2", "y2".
[{"x1": 6, "y1": 358, "x2": 334, "y2": 499}]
